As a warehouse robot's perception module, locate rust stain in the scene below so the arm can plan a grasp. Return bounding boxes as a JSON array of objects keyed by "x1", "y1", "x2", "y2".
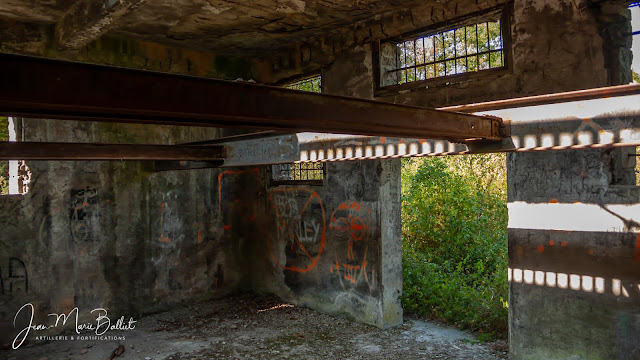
[{"x1": 537, "y1": 245, "x2": 544, "y2": 253}]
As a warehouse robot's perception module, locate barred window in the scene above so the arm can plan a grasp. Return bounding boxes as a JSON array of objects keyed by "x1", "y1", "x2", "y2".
[
  {"x1": 283, "y1": 75, "x2": 322, "y2": 93},
  {"x1": 273, "y1": 75, "x2": 325, "y2": 185},
  {"x1": 271, "y1": 162, "x2": 325, "y2": 185},
  {"x1": 378, "y1": 9, "x2": 507, "y2": 88}
]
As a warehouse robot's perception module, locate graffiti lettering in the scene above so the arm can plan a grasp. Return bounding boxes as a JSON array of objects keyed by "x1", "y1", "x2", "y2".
[
  {"x1": 295, "y1": 219, "x2": 321, "y2": 244},
  {"x1": 0, "y1": 257, "x2": 28, "y2": 294},
  {"x1": 267, "y1": 188, "x2": 326, "y2": 273}
]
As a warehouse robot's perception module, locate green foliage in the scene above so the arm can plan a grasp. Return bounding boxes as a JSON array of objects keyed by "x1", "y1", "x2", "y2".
[
  {"x1": 633, "y1": 70, "x2": 640, "y2": 84},
  {"x1": 284, "y1": 76, "x2": 322, "y2": 93},
  {"x1": 401, "y1": 154, "x2": 508, "y2": 338},
  {"x1": 396, "y1": 19, "x2": 504, "y2": 84},
  {"x1": 636, "y1": 146, "x2": 640, "y2": 185}
]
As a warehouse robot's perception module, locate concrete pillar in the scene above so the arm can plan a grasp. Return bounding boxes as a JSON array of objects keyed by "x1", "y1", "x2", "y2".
[{"x1": 507, "y1": 148, "x2": 640, "y2": 359}]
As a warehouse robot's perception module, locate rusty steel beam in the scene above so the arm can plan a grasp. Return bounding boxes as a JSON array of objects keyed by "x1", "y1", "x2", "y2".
[
  {"x1": 0, "y1": 142, "x2": 225, "y2": 160},
  {"x1": 0, "y1": 53, "x2": 503, "y2": 141},
  {"x1": 439, "y1": 83, "x2": 640, "y2": 113}
]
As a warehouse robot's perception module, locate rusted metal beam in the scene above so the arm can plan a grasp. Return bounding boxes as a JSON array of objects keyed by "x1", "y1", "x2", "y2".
[
  {"x1": 439, "y1": 84, "x2": 640, "y2": 113},
  {"x1": 151, "y1": 160, "x2": 224, "y2": 171},
  {"x1": 0, "y1": 53, "x2": 503, "y2": 141},
  {"x1": 0, "y1": 142, "x2": 225, "y2": 160}
]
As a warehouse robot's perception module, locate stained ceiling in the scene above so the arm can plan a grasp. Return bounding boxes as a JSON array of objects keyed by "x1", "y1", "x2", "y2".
[{"x1": 0, "y1": 0, "x2": 429, "y2": 55}]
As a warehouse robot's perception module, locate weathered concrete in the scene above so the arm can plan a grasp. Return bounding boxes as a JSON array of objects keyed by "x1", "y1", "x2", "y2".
[
  {"x1": 256, "y1": 159, "x2": 402, "y2": 328},
  {"x1": 0, "y1": 118, "x2": 255, "y2": 347},
  {"x1": 1, "y1": 0, "x2": 638, "y2": 356},
  {"x1": 0, "y1": 295, "x2": 509, "y2": 360},
  {"x1": 507, "y1": 149, "x2": 640, "y2": 359},
  {"x1": 265, "y1": 0, "x2": 631, "y2": 104},
  {"x1": 256, "y1": 0, "x2": 639, "y2": 357},
  {"x1": 0, "y1": 0, "x2": 472, "y2": 56}
]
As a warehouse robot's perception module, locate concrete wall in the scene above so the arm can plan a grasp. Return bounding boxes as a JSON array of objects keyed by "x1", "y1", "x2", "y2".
[
  {"x1": 507, "y1": 148, "x2": 640, "y2": 359},
  {"x1": 258, "y1": 0, "x2": 639, "y2": 357},
  {"x1": 0, "y1": 76, "x2": 404, "y2": 352},
  {"x1": 0, "y1": 118, "x2": 263, "y2": 346},
  {"x1": 255, "y1": 159, "x2": 402, "y2": 328},
  {"x1": 263, "y1": 0, "x2": 631, "y2": 100}
]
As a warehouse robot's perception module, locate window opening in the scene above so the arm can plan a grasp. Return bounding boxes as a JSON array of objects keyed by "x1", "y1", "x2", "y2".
[
  {"x1": 273, "y1": 75, "x2": 326, "y2": 185},
  {"x1": 283, "y1": 75, "x2": 322, "y2": 93},
  {"x1": 379, "y1": 9, "x2": 507, "y2": 87},
  {"x1": 630, "y1": 2, "x2": 640, "y2": 83},
  {"x1": 1, "y1": 117, "x2": 31, "y2": 195}
]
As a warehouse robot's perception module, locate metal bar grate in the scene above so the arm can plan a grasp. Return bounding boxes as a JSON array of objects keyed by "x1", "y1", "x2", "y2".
[
  {"x1": 388, "y1": 19, "x2": 504, "y2": 84},
  {"x1": 284, "y1": 75, "x2": 322, "y2": 93},
  {"x1": 272, "y1": 162, "x2": 325, "y2": 184}
]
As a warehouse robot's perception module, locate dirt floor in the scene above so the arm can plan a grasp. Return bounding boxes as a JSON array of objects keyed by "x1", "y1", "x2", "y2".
[{"x1": 2, "y1": 295, "x2": 509, "y2": 360}]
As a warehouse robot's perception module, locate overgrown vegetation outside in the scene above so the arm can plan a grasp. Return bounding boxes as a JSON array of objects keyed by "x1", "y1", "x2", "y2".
[
  {"x1": 0, "y1": 117, "x2": 9, "y2": 194},
  {"x1": 401, "y1": 154, "x2": 508, "y2": 339}
]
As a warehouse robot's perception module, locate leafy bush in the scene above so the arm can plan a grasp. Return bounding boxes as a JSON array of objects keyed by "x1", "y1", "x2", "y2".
[{"x1": 401, "y1": 154, "x2": 508, "y2": 338}]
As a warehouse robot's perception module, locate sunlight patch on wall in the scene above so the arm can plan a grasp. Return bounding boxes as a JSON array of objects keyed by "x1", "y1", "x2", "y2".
[
  {"x1": 509, "y1": 267, "x2": 633, "y2": 297},
  {"x1": 508, "y1": 202, "x2": 640, "y2": 232}
]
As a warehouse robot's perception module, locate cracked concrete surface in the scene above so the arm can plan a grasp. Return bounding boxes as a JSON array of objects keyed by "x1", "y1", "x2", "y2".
[{"x1": 1, "y1": 295, "x2": 508, "y2": 360}]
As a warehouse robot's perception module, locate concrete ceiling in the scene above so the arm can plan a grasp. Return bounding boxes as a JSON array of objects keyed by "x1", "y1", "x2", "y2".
[{"x1": 0, "y1": 0, "x2": 427, "y2": 55}]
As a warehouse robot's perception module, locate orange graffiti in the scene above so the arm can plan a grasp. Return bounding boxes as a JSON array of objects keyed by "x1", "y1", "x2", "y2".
[
  {"x1": 198, "y1": 230, "x2": 202, "y2": 244},
  {"x1": 379, "y1": 136, "x2": 386, "y2": 144},
  {"x1": 549, "y1": 199, "x2": 558, "y2": 204},
  {"x1": 561, "y1": 241, "x2": 568, "y2": 247},
  {"x1": 329, "y1": 203, "x2": 375, "y2": 287},
  {"x1": 588, "y1": 250, "x2": 594, "y2": 254},
  {"x1": 331, "y1": 202, "x2": 370, "y2": 261},
  {"x1": 267, "y1": 188, "x2": 326, "y2": 273},
  {"x1": 537, "y1": 245, "x2": 544, "y2": 253},
  {"x1": 343, "y1": 264, "x2": 361, "y2": 284},
  {"x1": 223, "y1": 225, "x2": 231, "y2": 230},
  {"x1": 548, "y1": 240, "x2": 555, "y2": 246}
]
